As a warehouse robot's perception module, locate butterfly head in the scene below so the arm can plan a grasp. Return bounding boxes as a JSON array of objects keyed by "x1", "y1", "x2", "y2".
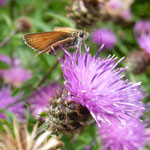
[{"x1": 77, "y1": 31, "x2": 89, "y2": 41}]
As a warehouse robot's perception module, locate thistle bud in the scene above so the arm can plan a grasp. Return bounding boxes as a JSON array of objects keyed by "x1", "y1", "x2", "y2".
[
  {"x1": 124, "y1": 50, "x2": 150, "y2": 74},
  {"x1": 47, "y1": 89, "x2": 92, "y2": 136},
  {"x1": 66, "y1": 0, "x2": 101, "y2": 28},
  {"x1": 15, "y1": 17, "x2": 32, "y2": 33}
]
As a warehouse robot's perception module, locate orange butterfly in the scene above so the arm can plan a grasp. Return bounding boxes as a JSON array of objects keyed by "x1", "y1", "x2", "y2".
[{"x1": 24, "y1": 27, "x2": 89, "y2": 56}]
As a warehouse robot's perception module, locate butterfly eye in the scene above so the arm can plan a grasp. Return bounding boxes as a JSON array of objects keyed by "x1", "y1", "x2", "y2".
[{"x1": 79, "y1": 32, "x2": 84, "y2": 38}]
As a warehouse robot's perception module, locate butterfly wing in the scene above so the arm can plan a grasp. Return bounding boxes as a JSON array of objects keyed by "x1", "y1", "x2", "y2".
[
  {"x1": 24, "y1": 31, "x2": 71, "y2": 51},
  {"x1": 54, "y1": 27, "x2": 81, "y2": 33}
]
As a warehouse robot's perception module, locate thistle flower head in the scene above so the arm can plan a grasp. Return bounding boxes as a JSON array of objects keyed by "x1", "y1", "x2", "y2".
[
  {"x1": 0, "y1": 55, "x2": 11, "y2": 76},
  {"x1": 58, "y1": 43, "x2": 144, "y2": 127},
  {"x1": 2, "y1": 66, "x2": 32, "y2": 88},
  {"x1": 121, "y1": 9, "x2": 132, "y2": 22},
  {"x1": 134, "y1": 20, "x2": 150, "y2": 55},
  {"x1": 134, "y1": 20, "x2": 150, "y2": 36},
  {"x1": 0, "y1": 86, "x2": 24, "y2": 120},
  {"x1": 99, "y1": 118, "x2": 146, "y2": 150},
  {"x1": 0, "y1": 55, "x2": 32, "y2": 88},
  {"x1": 29, "y1": 83, "x2": 61, "y2": 118},
  {"x1": 0, "y1": 0, "x2": 6, "y2": 6},
  {"x1": 0, "y1": 55, "x2": 11, "y2": 65},
  {"x1": 104, "y1": 0, "x2": 133, "y2": 21},
  {"x1": 91, "y1": 28, "x2": 116, "y2": 50},
  {"x1": 0, "y1": 119, "x2": 63, "y2": 150}
]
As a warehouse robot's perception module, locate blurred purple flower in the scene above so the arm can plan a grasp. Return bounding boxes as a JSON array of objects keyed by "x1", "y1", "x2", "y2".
[
  {"x1": 136, "y1": 34, "x2": 150, "y2": 55},
  {"x1": 58, "y1": 43, "x2": 144, "y2": 127},
  {"x1": 134, "y1": 20, "x2": 150, "y2": 36},
  {"x1": 0, "y1": 55, "x2": 11, "y2": 76},
  {"x1": 99, "y1": 117, "x2": 146, "y2": 150},
  {"x1": 0, "y1": 55, "x2": 11, "y2": 65},
  {"x1": 0, "y1": 55, "x2": 32, "y2": 87},
  {"x1": 121, "y1": 10, "x2": 132, "y2": 22},
  {"x1": 0, "y1": 0, "x2": 6, "y2": 6},
  {"x1": 91, "y1": 29, "x2": 116, "y2": 50},
  {"x1": 29, "y1": 83, "x2": 61, "y2": 118},
  {"x1": 134, "y1": 20, "x2": 150, "y2": 55},
  {"x1": 2, "y1": 66, "x2": 32, "y2": 88},
  {"x1": 84, "y1": 145, "x2": 91, "y2": 150},
  {"x1": 104, "y1": 0, "x2": 133, "y2": 22},
  {"x1": 145, "y1": 128, "x2": 150, "y2": 145},
  {"x1": 108, "y1": 0, "x2": 122, "y2": 9},
  {"x1": 0, "y1": 86, "x2": 25, "y2": 120}
]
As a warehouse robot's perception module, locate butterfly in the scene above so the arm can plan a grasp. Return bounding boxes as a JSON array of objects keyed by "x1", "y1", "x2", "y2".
[{"x1": 24, "y1": 27, "x2": 89, "y2": 56}]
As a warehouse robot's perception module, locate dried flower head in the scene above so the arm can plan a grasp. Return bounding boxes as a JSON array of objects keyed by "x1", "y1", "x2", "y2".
[
  {"x1": 99, "y1": 117, "x2": 146, "y2": 150},
  {"x1": 57, "y1": 43, "x2": 144, "y2": 127},
  {"x1": 0, "y1": 119, "x2": 63, "y2": 150},
  {"x1": 91, "y1": 28, "x2": 116, "y2": 50},
  {"x1": 0, "y1": 86, "x2": 25, "y2": 121},
  {"x1": 29, "y1": 83, "x2": 61, "y2": 118}
]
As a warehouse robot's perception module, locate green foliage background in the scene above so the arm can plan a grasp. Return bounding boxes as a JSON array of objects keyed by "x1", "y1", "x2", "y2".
[{"x1": 0, "y1": 0, "x2": 150, "y2": 149}]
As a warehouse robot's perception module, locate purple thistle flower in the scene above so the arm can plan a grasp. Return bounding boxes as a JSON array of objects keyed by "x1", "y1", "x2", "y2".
[
  {"x1": 136, "y1": 34, "x2": 150, "y2": 55},
  {"x1": 0, "y1": 86, "x2": 25, "y2": 120},
  {"x1": 145, "y1": 128, "x2": 150, "y2": 145},
  {"x1": 134, "y1": 20, "x2": 150, "y2": 55},
  {"x1": 29, "y1": 83, "x2": 61, "y2": 118},
  {"x1": 108, "y1": 0, "x2": 123, "y2": 9},
  {"x1": 104, "y1": 0, "x2": 133, "y2": 22},
  {"x1": 134, "y1": 20, "x2": 150, "y2": 36},
  {"x1": 99, "y1": 117, "x2": 146, "y2": 150},
  {"x1": 58, "y1": 43, "x2": 144, "y2": 127},
  {"x1": 0, "y1": 55, "x2": 32, "y2": 88},
  {"x1": 91, "y1": 29, "x2": 116, "y2": 50},
  {"x1": 0, "y1": 55, "x2": 11, "y2": 76},
  {"x1": 0, "y1": 0, "x2": 6, "y2": 6},
  {"x1": 121, "y1": 9, "x2": 132, "y2": 22},
  {"x1": 0, "y1": 55, "x2": 11, "y2": 65},
  {"x1": 1, "y1": 66, "x2": 32, "y2": 88}
]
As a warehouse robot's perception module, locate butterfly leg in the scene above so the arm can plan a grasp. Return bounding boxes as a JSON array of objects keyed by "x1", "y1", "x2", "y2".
[{"x1": 35, "y1": 46, "x2": 52, "y2": 57}]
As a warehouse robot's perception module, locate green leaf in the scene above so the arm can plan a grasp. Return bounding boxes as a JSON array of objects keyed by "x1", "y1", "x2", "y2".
[
  {"x1": 0, "y1": 61, "x2": 9, "y2": 69},
  {"x1": 30, "y1": 18, "x2": 50, "y2": 31},
  {"x1": 0, "y1": 118, "x2": 11, "y2": 132},
  {"x1": 45, "y1": 12, "x2": 75, "y2": 28},
  {"x1": 1, "y1": 109, "x2": 15, "y2": 124},
  {"x1": 39, "y1": 111, "x2": 48, "y2": 118},
  {"x1": 1, "y1": 13, "x2": 13, "y2": 29},
  {"x1": 11, "y1": 76, "x2": 40, "y2": 96}
]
